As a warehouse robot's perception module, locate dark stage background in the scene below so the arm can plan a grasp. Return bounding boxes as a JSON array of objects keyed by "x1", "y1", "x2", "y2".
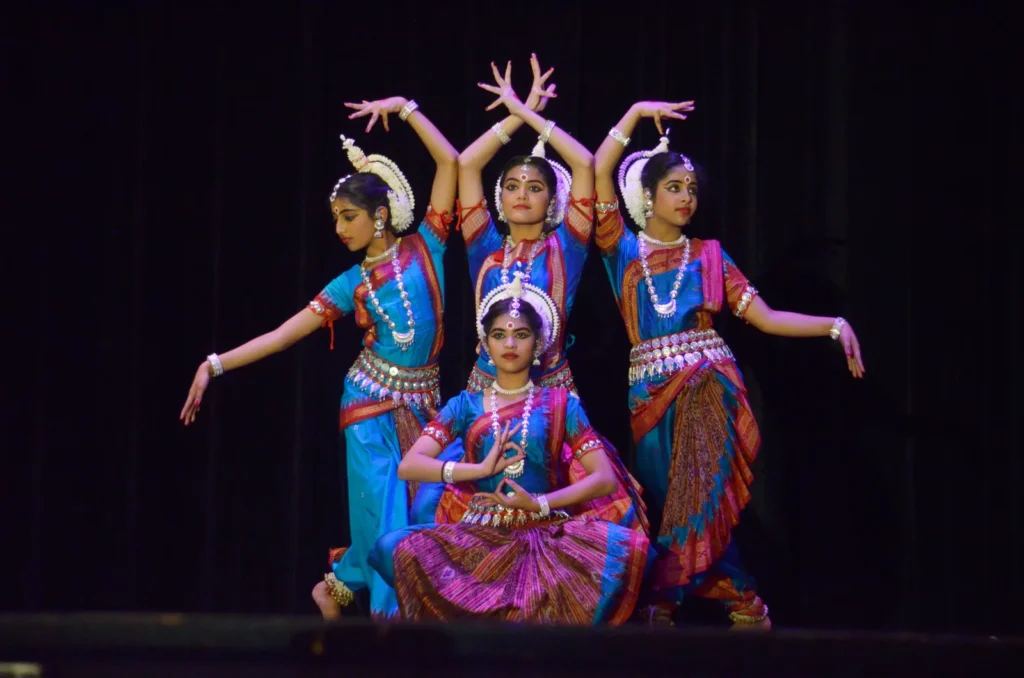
[{"x1": 3, "y1": 1, "x2": 1020, "y2": 635}]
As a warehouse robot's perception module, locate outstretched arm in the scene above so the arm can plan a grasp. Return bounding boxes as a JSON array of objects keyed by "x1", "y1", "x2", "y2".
[
  {"x1": 479, "y1": 60, "x2": 593, "y2": 199},
  {"x1": 180, "y1": 309, "x2": 324, "y2": 425},
  {"x1": 743, "y1": 297, "x2": 866, "y2": 378},
  {"x1": 459, "y1": 54, "x2": 556, "y2": 233},
  {"x1": 344, "y1": 96, "x2": 458, "y2": 215}
]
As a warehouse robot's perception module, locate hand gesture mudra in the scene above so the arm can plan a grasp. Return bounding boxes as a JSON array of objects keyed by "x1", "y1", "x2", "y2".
[
  {"x1": 344, "y1": 96, "x2": 409, "y2": 133},
  {"x1": 472, "y1": 477, "x2": 541, "y2": 513},
  {"x1": 632, "y1": 100, "x2": 695, "y2": 135},
  {"x1": 478, "y1": 61, "x2": 530, "y2": 116},
  {"x1": 477, "y1": 421, "x2": 526, "y2": 478},
  {"x1": 179, "y1": 363, "x2": 211, "y2": 426},
  {"x1": 523, "y1": 53, "x2": 557, "y2": 113},
  {"x1": 839, "y1": 323, "x2": 866, "y2": 379}
]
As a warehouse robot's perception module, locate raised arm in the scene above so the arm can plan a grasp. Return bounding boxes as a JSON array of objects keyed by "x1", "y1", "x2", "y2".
[
  {"x1": 344, "y1": 96, "x2": 458, "y2": 215},
  {"x1": 594, "y1": 101, "x2": 694, "y2": 202},
  {"x1": 458, "y1": 54, "x2": 556, "y2": 236},
  {"x1": 478, "y1": 60, "x2": 593, "y2": 200},
  {"x1": 180, "y1": 308, "x2": 324, "y2": 425}
]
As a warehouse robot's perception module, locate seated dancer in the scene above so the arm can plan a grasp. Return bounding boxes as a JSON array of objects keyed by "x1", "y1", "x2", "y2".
[
  {"x1": 593, "y1": 102, "x2": 867, "y2": 629},
  {"x1": 409, "y1": 54, "x2": 595, "y2": 525},
  {"x1": 179, "y1": 96, "x2": 457, "y2": 620},
  {"x1": 363, "y1": 272, "x2": 649, "y2": 624}
]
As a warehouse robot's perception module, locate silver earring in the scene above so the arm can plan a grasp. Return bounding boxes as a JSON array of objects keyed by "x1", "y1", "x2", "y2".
[
  {"x1": 545, "y1": 200, "x2": 555, "y2": 226},
  {"x1": 643, "y1": 188, "x2": 654, "y2": 219},
  {"x1": 373, "y1": 218, "x2": 385, "y2": 238},
  {"x1": 532, "y1": 350, "x2": 541, "y2": 366}
]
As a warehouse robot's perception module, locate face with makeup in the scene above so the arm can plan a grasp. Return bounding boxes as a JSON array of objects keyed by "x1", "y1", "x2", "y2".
[
  {"x1": 331, "y1": 199, "x2": 389, "y2": 252},
  {"x1": 482, "y1": 299, "x2": 544, "y2": 374},
  {"x1": 500, "y1": 163, "x2": 553, "y2": 227},
  {"x1": 649, "y1": 164, "x2": 699, "y2": 228}
]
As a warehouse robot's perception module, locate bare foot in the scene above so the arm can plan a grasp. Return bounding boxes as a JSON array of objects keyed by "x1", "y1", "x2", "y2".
[
  {"x1": 312, "y1": 581, "x2": 342, "y2": 621},
  {"x1": 729, "y1": 616, "x2": 772, "y2": 632}
]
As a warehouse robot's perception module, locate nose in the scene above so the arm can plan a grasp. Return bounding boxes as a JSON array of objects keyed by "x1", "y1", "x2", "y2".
[
  {"x1": 505, "y1": 334, "x2": 517, "y2": 348},
  {"x1": 335, "y1": 220, "x2": 344, "y2": 236}
]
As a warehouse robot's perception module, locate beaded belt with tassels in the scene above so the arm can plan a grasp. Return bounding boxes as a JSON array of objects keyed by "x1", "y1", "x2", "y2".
[
  {"x1": 461, "y1": 497, "x2": 569, "y2": 529},
  {"x1": 347, "y1": 349, "x2": 441, "y2": 409},
  {"x1": 628, "y1": 328, "x2": 735, "y2": 386}
]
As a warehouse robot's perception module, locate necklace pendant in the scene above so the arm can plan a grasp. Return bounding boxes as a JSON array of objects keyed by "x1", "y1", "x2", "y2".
[
  {"x1": 392, "y1": 329, "x2": 415, "y2": 346},
  {"x1": 503, "y1": 458, "x2": 525, "y2": 479},
  {"x1": 654, "y1": 299, "x2": 677, "y2": 318}
]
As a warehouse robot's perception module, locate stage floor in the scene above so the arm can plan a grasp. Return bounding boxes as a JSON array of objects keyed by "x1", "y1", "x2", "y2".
[{"x1": 1, "y1": 613, "x2": 1021, "y2": 677}]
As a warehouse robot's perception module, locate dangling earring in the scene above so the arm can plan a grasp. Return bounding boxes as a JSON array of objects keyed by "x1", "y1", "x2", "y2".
[
  {"x1": 544, "y1": 200, "x2": 555, "y2": 226},
  {"x1": 643, "y1": 188, "x2": 654, "y2": 220},
  {"x1": 532, "y1": 348, "x2": 542, "y2": 366},
  {"x1": 373, "y1": 217, "x2": 385, "y2": 239}
]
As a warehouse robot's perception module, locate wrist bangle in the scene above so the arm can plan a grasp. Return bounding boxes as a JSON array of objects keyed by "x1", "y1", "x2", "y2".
[
  {"x1": 537, "y1": 494, "x2": 550, "y2": 518},
  {"x1": 399, "y1": 100, "x2": 419, "y2": 122},
  {"x1": 442, "y1": 460, "x2": 456, "y2": 484},
  {"x1": 829, "y1": 317, "x2": 847, "y2": 341},
  {"x1": 207, "y1": 353, "x2": 224, "y2": 377},
  {"x1": 608, "y1": 127, "x2": 630, "y2": 147},
  {"x1": 539, "y1": 120, "x2": 555, "y2": 144},
  {"x1": 491, "y1": 122, "x2": 511, "y2": 145}
]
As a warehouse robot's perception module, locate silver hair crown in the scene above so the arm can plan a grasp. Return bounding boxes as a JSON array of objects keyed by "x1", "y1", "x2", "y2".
[
  {"x1": 329, "y1": 135, "x2": 416, "y2": 232},
  {"x1": 476, "y1": 271, "x2": 561, "y2": 352},
  {"x1": 494, "y1": 135, "x2": 572, "y2": 226},
  {"x1": 616, "y1": 129, "x2": 694, "y2": 227}
]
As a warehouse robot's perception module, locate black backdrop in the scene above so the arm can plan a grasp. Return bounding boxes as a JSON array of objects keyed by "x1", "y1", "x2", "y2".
[{"x1": 3, "y1": 1, "x2": 1021, "y2": 635}]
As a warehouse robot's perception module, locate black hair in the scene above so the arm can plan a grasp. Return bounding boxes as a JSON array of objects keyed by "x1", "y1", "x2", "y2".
[
  {"x1": 497, "y1": 155, "x2": 560, "y2": 233},
  {"x1": 331, "y1": 173, "x2": 399, "y2": 234},
  {"x1": 482, "y1": 298, "x2": 543, "y2": 340}
]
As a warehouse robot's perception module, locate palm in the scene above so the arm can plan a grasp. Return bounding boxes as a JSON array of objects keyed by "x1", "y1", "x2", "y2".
[
  {"x1": 632, "y1": 100, "x2": 695, "y2": 135},
  {"x1": 523, "y1": 52, "x2": 557, "y2": 113},
  {"x1": 344, "y1": 96, "x2": 409, "y2": 133}
]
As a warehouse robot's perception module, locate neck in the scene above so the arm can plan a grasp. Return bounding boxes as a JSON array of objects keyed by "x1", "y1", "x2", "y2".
[
  {"x1": 507, "y1": 222, "x2": 544, "y2": 244},
  {"x1": 494, "y1": 368, "x2": 531, "y2": 394},
  {"x1": 364, "y1": 232, "x2": 398, "y2": 259},
  {"x1": 642, "y1": 218, "x2": 685, "y2": 243}
]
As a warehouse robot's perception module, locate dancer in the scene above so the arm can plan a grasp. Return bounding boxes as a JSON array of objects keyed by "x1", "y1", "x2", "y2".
[
  {"x1": 594, "y1": 102, "x2": 866, "y2": 628},
  {"x1": 179, "y1": 96, "x2": 457, "y2": 621},
  {"x1": 367, "y1": 272, "x2": 649, "y2": 624},
  {"x1": 457, "y1": 54, "x2": 594, "y2": 395}
]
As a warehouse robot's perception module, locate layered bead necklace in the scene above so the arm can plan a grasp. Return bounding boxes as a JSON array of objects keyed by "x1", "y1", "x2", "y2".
[
  {"x1": 637, "y1": 231, "x2": 691, "y2": 319},
  {"x1": 500, "y1": 236, "x2": 542, "y2": 318},
  {"x1": 489, "y1": 380, "x2": 534, "y2": 479},
  {"x1": 360, "y1": 238, "x2": 416, "y2": 350}
]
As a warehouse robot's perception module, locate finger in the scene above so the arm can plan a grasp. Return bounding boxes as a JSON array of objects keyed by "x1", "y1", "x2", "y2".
[
  {"x1": 531, "y1": 53, "x2": 541, "y2": 79},
  {"x1": 485, "y1": 99, "x2": 503, "y2": 111},
  {"x1": 654, "y1": 111, "x2": 664, "y2": 135},
  {"x1": 347, "y1": 108, "x2": 371, "y2": 119},
  {"x1": 478, "y1": 83, "x2": 501, "y2": 94},
  {"x1": 853, "y1": 339, "x2": 866, "y2": 374},
  {"x1": 343, "y1": 102, "x2": 366, "y2": 110},
  {"x1": 539, "y1": 67, "x2": 554, "y2": 85},
  {"x1": 495, "y1": 453, "x2": 526, "y2": 472},
  {"x1": 503, "y1": 442, "x2": 525, "y2": 456},
  {"x1": 506, "y1": 421, "x2": 523, "y2": 440},
  {"x1": 367, "y1": 111, "x2": 381, "y2": 133},
  {"x1": 663, "y1": 111, "x2": 688, "y2": 120},
  {"x1": 503, "y1": 477, "x2": 526, "y2": 494},
  {"x1": 504, "y1": 60, "x2": 512, "y2": 85},
  {"x1": 671, "y1": 101, "x2": 696, "y2": 110},
  {"x1": 382, "y1": 112, "x2": 390, "y2": 132},
  {"x1": 180, "y1": 389, "x2": 194, "y2": 420},
  {"x1": 490, "y1": 61, "x2": 502, "y2": 85}
]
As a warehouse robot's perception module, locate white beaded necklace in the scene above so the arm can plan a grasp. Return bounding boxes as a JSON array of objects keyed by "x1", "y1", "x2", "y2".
[
  {"x1": 489, "y1": 380, "x2": 534, "y2": 479},
  {"x1": 359, "y1": 238, "x2": 416, "y2": 350},
  {"x1": 637, "y1": 233, "x2": 691, "y2": 319},
  {"x1": 500, "y1": 236, "x2": 542, "y2": 319}
]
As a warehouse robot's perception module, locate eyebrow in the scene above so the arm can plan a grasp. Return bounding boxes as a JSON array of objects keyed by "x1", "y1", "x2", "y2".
[
  {"x1": 339, "y1": 208, "x2": 359, "y2": 214},
  {"x1": 490, "y1": 327, "x2": 531, "y2": 333},
  {"x1": 664, "y1": 179, "x2": 695, "y2": 185},
  {"x1": 505, "y1": 178, "x2": 545, "y2": 185}
]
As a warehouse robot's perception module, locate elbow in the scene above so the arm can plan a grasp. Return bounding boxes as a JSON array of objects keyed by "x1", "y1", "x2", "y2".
[
  {"x1": 438, "y1": 152, "x2": 458, "y2": 170},
  {"x1": 397, "y1": 458, "x2": 412, "y2": 481},
  {"x1": 457, "y1": 153, "x2": 477, "y2": 171},
  {"x1": 594, "y1": 471, "x2": 618, "y2": 499},
  {"x1": 574, "y1": 154, "x2": 595, "y2": 173}
]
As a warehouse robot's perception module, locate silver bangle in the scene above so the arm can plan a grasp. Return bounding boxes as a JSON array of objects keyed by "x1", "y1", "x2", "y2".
[
  {"x1": 595, "y1": 199, "x2": 619, "y2": 213},
  {"x1": 207, "y1": 353, "x2": 224, "y2": 377},
  {"x1": 491, "y1": 122, "x2": 511, "y2": 145},
  {"x1": 442, "y1": 460, "x2": 456, "y2": 484},
  {"x1": 539, "y1": 120, "x2": 555, "y2": 144},
  {"x1": 609, "y1": 127, "x2": 630, "y2": 147},
  {"x1": 537, "y1": 494, "x2": 550, "y2": 518},
  {"x1": 829, "y1": 317, "x2": 847, "y2": 341},
  {"x1": 399, "y1": 100, "x2": 419, "y2": 122}
]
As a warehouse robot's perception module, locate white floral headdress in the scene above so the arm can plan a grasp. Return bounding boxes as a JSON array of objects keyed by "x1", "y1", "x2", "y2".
[
  {"x1": 329, "y1": 135, "x2": 416, "y2": 232},
  {"x1": 476, "y1": 271, "x2": 560, "y2": 353},
  {"x1": 494, "y1": 135, "x2": 571, "y2": 227},
  {"x1": 616, "y1": 129, "x2": 694, "y2": 227}
]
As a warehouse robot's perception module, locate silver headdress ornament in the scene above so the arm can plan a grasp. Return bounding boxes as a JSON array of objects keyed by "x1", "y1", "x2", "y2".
[
  {"x1": 329, "y1": 135, "x2": 416, "y2": 232},
  {"x1": 616, "y1": 129, "x2": 695, "y2": 227},
  {"x1": 494, "y1": 134, "x2": 572, "y2": 227},
  {"x1": 476, "y1": 271, "x2": 561, "y2": 354}
]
